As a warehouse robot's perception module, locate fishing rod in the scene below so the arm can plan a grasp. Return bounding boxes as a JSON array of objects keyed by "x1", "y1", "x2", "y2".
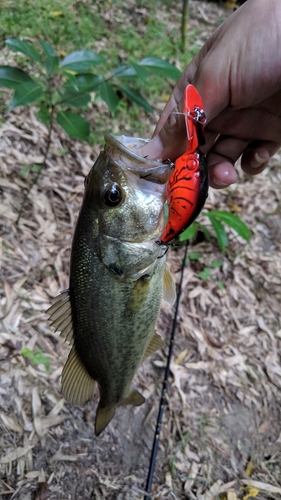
[{"x1": 144, "y1": 241, "x2": 189, "y2": 499}]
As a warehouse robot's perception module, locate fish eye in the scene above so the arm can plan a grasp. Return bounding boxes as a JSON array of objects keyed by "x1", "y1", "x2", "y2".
[{"x1": 103, "y1": 184, "x2": 123, "y2": 207}]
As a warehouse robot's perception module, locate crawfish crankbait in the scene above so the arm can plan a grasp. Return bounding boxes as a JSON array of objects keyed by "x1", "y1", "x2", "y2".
[{"x1": 160, "y1": 84, "x2": 209, "y2": 244}]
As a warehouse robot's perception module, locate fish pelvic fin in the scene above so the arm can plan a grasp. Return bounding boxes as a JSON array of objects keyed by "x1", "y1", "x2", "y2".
[
  {"x1": 141, "y1": 332, "x2": 164, "y2": 363},
  {"x1": 95, "y1": 405, "x2": 116, "y2": 436},
  {"x1": 46, "y1": 290, "x2": 74, "y2": 345},
  {"x1": 120, "y1": 388, "x2": 145, "y2": 407},
  {"x1": 61, "y1": 346, "x2": 96, "y2": 406},
  {"x1": 163, "y1": 264, "x2": 176, "y2": 305}
]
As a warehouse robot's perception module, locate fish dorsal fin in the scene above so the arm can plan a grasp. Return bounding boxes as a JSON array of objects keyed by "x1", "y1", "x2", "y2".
[
  {"x1": 142, "y1": 332, "x2": 164, "y2": 363},
  {"x1": 121, "y1": 388, "x2": 145, "y2": 407},
  {"x1": 95, "y1": 405, "x2": 116, "y2": 436},
  {"x1": 163, "y1": 264, "x2": 176, "y2": 305},
  {"x1": 61, "y1": 346, "x2": 96, "y2": 406},
  {"x1": 46, "y1": 290, "x2": 74, "y2": 345}
]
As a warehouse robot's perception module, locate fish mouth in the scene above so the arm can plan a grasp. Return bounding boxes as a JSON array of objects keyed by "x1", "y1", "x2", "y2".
[{"x1": 104, "y1": 134, "x2": 172, "y2": 185}]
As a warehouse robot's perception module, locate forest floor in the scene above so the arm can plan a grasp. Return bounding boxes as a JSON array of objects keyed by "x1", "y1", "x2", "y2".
[{"x1": 1, "y1": 1, "x2": 281, "y2": 499}]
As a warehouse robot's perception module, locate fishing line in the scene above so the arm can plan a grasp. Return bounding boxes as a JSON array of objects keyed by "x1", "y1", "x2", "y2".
[
  {"x1": 144, "y1": 240, "x2": 189, "y2": 500},
  {"x1": 147, "y1": 110, "x2": 188, "y2": 123}
]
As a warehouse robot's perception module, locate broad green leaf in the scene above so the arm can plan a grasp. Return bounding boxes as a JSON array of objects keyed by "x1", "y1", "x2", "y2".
[
  {"x1": 131, "y1": 62, "x2": 150, "y2": 79},
  {"x1": 210, "y1": 259, "x2": 223, "y2": 268},
  {"x1": 5, "y1": 38, "x2": 41, "y2": 64},
  {"x1": 64, "y1": 74, "x2": 103, "y2": 92},
  {"x1": 64, "y1": 72, "x2": 79, "y2": 91},
  {"x1": 36, "y1": 105, "x2": 52, "y2": 126},
  {"x1": 31, "y1": 164, "x2": 42, "y2": 173},
  {"x1": 57, "y1": 110, "x2": 89, "y2": 141},
  {"x1": 45, "y1": 55, "x2": 59, "y2": 76},
  {"x1": 179, "y1": 222, "x2": 197, "y2": 242},
  {"x1": 138, "y1": 57, "x2": 181, "y2": 81},
  {"x1": 207, "y1": 210, "x2": 251, "y2": 241},
  {"x1": 60, "y1": 50, "x2": 105, "y2": 73},
  {"x1": 22, "y1": 347, "x2": 51, "y2": 371},
  {"x1": 98, "y1": 82, "x2": 119, "y2": 114},
  {"x1": 216, "y1": 281, "x2": 224, "y2": 290},
  {"x1": 19, "y1": 164, "x2": 30, "y2": 179},
  {"x1": 110, "y1": 65, "x2": 137, "y2": 79},
  {"x1": 39, "y1": 40, "x2": 56, "y2": 57},
  {"x1": 208, "y1": 215, "x2": 228, "y2": 253},
  {"x1": 116, "y1": 84, "x2": 153, "y2": 113},
  {"x1": 21, "y1": 347, "x2": 32, "y2": 358},
  {"x1": 10, "y1": 82, "x2": 43, "y2": 110},
  {"x1": 189, "y1": 252, "x2": 202, "y2": 260},
  {"x1": 198, "y1": 267, "x2": 212, "y2": 280},
  {"x1": 60, "y1": 90, "x2": 91, "y2": 108},
  {"x1": 0, "y1": 66, "x2": 34, "y2": 89}
]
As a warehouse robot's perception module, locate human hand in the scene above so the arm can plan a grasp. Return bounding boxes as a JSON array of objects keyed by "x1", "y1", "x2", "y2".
[{"x1": 142, "y1": 0, "x2": 281, "y2": 188}]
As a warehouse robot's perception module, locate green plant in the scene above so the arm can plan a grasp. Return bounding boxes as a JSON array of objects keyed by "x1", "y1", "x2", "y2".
[
  {"x1": 0, "y1": 38, "x2": 180, "y2": 141},
  {"x1": 179, "y1": 209, "x2": 251, "y2": 254},
  {"x1": 21, "y1": 347, "x2": 51, "y2": 372},
  {"x1": 185, "y1": 253, "x2": 225, "y2": 289},
  {"x1": 0, "y1": 38, "x2": 180, "y2": 222}
]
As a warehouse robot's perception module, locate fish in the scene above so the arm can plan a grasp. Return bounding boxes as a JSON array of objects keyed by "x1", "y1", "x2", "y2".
[
  {"x1": 46, "y1": 134, "x2": 176, "y2": 436},
  {"x1": 160, "y1": 84, "x2": 209, "y2": 244}
]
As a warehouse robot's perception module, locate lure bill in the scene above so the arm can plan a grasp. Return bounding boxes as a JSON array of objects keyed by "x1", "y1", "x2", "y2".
[
  {"x1": 46, "y1": 134, "x2": 176, "y2": 436},
  {"x1": 160, "y1": 84, "x2": 209, "y2": 244}
]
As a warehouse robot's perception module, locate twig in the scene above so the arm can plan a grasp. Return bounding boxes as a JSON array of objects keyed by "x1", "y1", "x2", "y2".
[{"x1": 181, "y1": 0, "x2": 189, "y2": 52}]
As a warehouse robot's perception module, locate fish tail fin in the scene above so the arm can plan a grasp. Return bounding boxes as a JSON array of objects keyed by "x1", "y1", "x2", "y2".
[
  {"x1": 121, "y1": 388, "x2": 145, "y2": 407},
  {"x1": 62, "y1": 346, "x2": 96, "y2": 406},
  {"x1": 95, "y1": 405, "x2": 116, "y2": 436},
  {"x1": 95, "y1": 389, "x2": 145, "y2": 436}
]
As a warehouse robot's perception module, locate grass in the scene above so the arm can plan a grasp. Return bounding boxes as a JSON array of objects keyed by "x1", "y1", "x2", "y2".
[{"x1": 0, "y1": 0, "x2": 201, "y2": 138}]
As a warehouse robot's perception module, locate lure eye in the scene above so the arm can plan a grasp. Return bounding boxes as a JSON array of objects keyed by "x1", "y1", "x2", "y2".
[{"x1": 103, "y1": 184, "x2": 123, "y2": 207}]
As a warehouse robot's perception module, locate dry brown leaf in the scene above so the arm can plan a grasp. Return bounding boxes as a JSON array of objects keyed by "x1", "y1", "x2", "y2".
[
  {"x1": 0, "y1": 445, "x2": 34, "y2": 464},
  {"x1": 240, "y1": 479, "x2": 281, "y2": 495}
]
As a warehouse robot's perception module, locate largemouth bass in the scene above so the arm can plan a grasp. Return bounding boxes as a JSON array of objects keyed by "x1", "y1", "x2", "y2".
[{"x1": 47, "y1": 134, "x2": 175, "y2": 436}]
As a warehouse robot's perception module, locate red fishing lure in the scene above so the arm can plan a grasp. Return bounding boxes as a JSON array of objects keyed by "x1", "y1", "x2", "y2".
[{"x1": 160, "y1": 85, "x2": 208, "y2": 244}]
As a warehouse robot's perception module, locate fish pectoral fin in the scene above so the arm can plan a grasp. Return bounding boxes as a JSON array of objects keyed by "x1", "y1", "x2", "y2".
[
  {"x1": 61, "y1": 346, "x2": 96, "y2": 406},
  {"x1": 121, "y1": 388, "x2": 145, "y2": 407},
  {"x1": 95, "y1": 405, "x2": 116, "y2": 436},
  {"x1": 163, "y1": 264, "x2": 176, "y2": 305},
  {"x1": 46, "y1": 290, "x2": 74, "y2": 345},
  {"x1": 142, "y1": 332, "x2": 164, "y2": 363}
]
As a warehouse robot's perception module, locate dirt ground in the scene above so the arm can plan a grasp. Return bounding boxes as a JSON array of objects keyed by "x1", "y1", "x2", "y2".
[{"x1": 1, "y1": 2, "x2": 281, "y2": 500}]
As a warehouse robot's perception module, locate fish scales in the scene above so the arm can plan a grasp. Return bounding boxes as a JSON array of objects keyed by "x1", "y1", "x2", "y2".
[{"x1": 47, "y1": 134, "x2": 176, "y2": 435}]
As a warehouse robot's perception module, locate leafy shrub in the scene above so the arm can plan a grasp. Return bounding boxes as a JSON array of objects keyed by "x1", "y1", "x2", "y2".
[
  {"x1": 0, "y1": 38, "x2": 180, "y2": 141},
  {"x1": 178, "y1": 209, "x2": 251, "y2": 254}
]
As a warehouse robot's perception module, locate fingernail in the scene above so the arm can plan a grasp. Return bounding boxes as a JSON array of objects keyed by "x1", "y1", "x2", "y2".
[
  {"x1": 255, "y1": 153, "x2": 266, "y2": 163},
  {"x1": 250, "y1": 152, "x2": 267, "y2": 168},
  {"x1": 212, "y1": 179, "x2": 230, "y2": 188}
]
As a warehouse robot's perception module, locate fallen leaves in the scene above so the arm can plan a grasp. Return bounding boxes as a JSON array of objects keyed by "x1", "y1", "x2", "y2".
[{"x1": 0, "y1": 2, "x2": 281, "y2": 498}]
